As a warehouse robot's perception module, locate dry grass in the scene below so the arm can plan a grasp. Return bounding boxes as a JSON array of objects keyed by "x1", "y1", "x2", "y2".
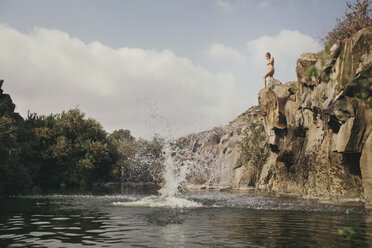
[{"x1": 323, "y1": 0, "x2": 372, "y2": 45}]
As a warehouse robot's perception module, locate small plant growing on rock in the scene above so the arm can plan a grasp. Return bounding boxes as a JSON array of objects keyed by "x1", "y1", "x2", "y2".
[
  {"x1": 236, "y1": 121, "x2": 268, "y2": 171},
  {"x1": 306, "y1": 65, "x2": 319, "y2": 81},
  {"x1": 352, "y1": 70, "x2": 372, "y2": 107},
  {"x1": 305, "y1": 44, "x2": 333, "y2": 82}
]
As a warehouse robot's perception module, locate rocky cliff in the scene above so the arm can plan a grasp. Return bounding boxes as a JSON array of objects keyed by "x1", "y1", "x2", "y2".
[
  {"x1": 179, "y1": 27, "x2": 372, "y2": 205},
  {"x1": 0, "y1": 80, "x2": 23, "y2": 122},
  {"x1": 177, "y1": 106, "x2": 264, "y2": 189}
]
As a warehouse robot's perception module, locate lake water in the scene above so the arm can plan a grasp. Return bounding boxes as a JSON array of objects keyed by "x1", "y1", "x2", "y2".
[{"x1": 0, "y1": 188, "x2": 371, "y2": 248}]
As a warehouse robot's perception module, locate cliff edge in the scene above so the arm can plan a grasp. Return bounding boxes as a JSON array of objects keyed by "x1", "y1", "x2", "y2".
[
  {"x1": 258, "y1": 27, "x2": 372, "y2": 203},
  {"x1": 179, "y1": 27, "x2": 372, "y2": 205}
]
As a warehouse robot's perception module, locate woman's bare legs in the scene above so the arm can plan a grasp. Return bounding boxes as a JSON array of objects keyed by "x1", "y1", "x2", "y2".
[{"x1": 263, "y1": 69, "x2": 274, "y2": 88}]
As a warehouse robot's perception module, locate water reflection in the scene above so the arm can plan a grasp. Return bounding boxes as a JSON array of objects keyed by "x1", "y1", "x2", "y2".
[
  {"x1": 0, "y1": 194, "x2": 371, "y2": 247},
  {"x1": 205, "y1": 209, "x2": 370, "y2": 247},
  {"x1": 142, "y1": 209, "x2": 188, "y2": 226}
]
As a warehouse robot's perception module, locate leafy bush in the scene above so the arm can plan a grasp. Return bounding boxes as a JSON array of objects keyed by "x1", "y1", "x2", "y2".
[
  {"x1": 0, "y1": 93, "x2": 33, "y2": 194},
  {"x1": 323, "y1": 0, "x2": 372, "y2": 45},
  {"x1": 108, "y1": 129, "x2": 136, "y2": 182},
  {"x1": 0, "y1": 80, "x2": 167, "y2": 194},
  {"x1": 236, "y1": 122, "x2": 268, "y2": 177},
  {"x1": 24, "y1": 108, "x2": 117, "y2": 187},
  {"x1": 352, "y1": 68, "x2": 372, "y2": 107}
]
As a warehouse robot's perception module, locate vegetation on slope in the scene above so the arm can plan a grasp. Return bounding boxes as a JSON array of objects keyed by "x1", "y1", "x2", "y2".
[
  {"x1": 0, "y1": 80, "x2": 164, "y2": 195},
  {"x1": 323, "y1": 0, "x2": 371, "y2": 45},
  {"x1": 236, "y1": 121, "x2": 268, "y2": 186}
]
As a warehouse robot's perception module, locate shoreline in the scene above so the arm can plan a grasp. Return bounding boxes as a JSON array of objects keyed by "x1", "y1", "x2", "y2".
[
  {"x1": 4, "y1": 181, "x2": 370, "y2": 210},
  {"x1": 183, "y1": 184, "x2": 369, "y2": 209}
]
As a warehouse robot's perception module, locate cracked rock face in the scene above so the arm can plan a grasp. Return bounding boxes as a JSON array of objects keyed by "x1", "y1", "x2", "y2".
[
  {"x1": 179, "y1": 27, "x2": 371, "y2": 204},
  {"x1": 257, "y1": 27, "x2": 372, "y2": 202},
  {"x1": 176, "y1": 106, "x2": 264, "y2": 188}
]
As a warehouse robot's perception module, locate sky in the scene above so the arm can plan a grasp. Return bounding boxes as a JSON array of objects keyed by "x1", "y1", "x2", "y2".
[{"x1": 0, "y1": 0, "x2": 350, "y2": 139}]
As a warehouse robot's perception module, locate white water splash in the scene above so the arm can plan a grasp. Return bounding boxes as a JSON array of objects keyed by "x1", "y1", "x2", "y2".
[
  {"x1": 158, "y1": 144, "x2": 190, "y2": 197},
  {"x1": 113, "y1": 195, "x2": 200, "y2": 208},
  {"x1": 113, "y1": 143, "x2": 201, "y2": 208}
]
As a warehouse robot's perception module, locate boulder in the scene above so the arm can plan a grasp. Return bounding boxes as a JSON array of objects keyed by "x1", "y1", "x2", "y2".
[
  {"x1": 254, "y1": 28, "x2": 371, "y2": 201},
  {"x1": 360, "y1": 108, "x2": 372, "y2": 204},
  {"x1": 296, "y1": 53, "x2": 319, "y2": 85},
  {"x1": 179, "y1": 28, "x2": 371, "y2": 204}
]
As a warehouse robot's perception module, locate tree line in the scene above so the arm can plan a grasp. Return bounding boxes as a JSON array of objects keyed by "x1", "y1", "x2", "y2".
[{"x1": 0, "y1": 80, "x2": 164, "y2": 195}]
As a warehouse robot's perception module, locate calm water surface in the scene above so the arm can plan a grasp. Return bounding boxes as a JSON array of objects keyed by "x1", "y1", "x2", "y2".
[{"x1": 0, "y1": 188, "x2": 371, "y2": 248}]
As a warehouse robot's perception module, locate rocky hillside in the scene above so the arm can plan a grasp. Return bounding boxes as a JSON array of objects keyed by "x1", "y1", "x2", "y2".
[
  {"x1": 178, "y1": 27, "x2": 372, "y2": 205},
  {"x1": 0, "y1": 80, "x2": 23, "y2": 123},
  {"x1": 177, "y1": 106, "x2": 264, "y2": 189}
]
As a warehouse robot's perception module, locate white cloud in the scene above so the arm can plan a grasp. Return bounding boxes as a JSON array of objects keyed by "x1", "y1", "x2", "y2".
[
  {"x1": 0, "y1": 25, "x2": 323, "y2": 140},
  {"x1": 259, "y1": 1, "x2": 271, "y2": 9},
  {"x1": 204, "y1": 43, "x2": 247, "y2": 63},
  {"x1": 200, "y1": 30, "x2": 321, "y2": 116},
  {"x1": 247, "y1": 29, "x2": 322, "y2": 82},
  {"x1": 0, "y1": 24, "x2": 236, "y2": 139},
  {"x1": 216, "y1": 0, "x2": 234, "y2": 11}
]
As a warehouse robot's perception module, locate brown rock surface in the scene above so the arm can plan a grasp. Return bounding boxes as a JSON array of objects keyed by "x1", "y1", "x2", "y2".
[
  {"x1": 179, "y1": 28, "x2": 372, "y2": 204},
  {"x1": 177, "y1": 106, "x2": 264, "y2": 189},
  {"x1": 256, "y1": 27, "x2": 372, "y2": 202}
]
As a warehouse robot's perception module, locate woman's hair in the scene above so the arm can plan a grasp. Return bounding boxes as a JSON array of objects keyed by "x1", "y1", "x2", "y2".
[{"x1": 266, "y1": 52, "x2": 271, "y2": 57}]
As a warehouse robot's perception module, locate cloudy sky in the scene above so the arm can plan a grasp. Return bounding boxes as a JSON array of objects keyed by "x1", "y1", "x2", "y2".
[{"x1": 0, "y1": 0, "x2": 348, "y2": 139}]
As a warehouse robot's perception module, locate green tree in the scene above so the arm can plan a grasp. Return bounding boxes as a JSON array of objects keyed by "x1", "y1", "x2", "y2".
[
  {"x1": 0, "y1": 80, "x2": 32, "y2": 194},
  {"x1": 108, "y1": 129, "x2": 136, "y2": 182},
  {"x1": 26, "y1": 108, "x2": 116, "y2": 187},
  {"x1": 0, "y1": 79, "x2": 168, "y2": 193},
  {"x1": 236, "y1": 122, "x2": 268, "y2": 185}
]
